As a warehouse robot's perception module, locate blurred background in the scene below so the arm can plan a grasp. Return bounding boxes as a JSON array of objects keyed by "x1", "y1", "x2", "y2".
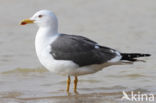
[{"x1": 0, "y1": 0, "x2": 156, "y2": 103}]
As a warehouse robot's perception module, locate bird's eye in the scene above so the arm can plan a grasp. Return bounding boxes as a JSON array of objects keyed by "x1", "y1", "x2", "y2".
[{"x1": 38, "y1": 15, "x2": 43, "y2": 18}]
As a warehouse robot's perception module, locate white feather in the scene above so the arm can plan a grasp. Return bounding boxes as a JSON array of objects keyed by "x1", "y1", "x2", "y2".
[
  {"x1": 32, "y1": 10, "x2": 120, "y2": 76},
  {"x1": 108, "y1": 50, "x2": 122, "y2": 63}
]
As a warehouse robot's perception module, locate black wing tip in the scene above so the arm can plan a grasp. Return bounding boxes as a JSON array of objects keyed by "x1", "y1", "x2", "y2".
[
  {"x1": 145, "y1": 54, "x2": 151, "y2": 56},
  {"x1": 121, "y1": 53, "x2": 151, "y2": 61}
]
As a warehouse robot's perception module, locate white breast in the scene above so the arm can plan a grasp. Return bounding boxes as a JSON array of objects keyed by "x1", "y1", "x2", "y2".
[
  {"x1": 35, "y1": 28, "x2": 114, "y2": 76},
  {"x1": 35, "y1": 28, "x2": 79, "y2": 75}
]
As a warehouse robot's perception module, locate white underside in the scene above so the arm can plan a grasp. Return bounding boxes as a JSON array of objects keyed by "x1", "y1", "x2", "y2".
[
  {"x1": 35, "y1": 28, "x2": 121, "y2": 76},
  {"x1": 39, "y1": 49, "x2": 112, "y2": 76},
  {"x1": 36, "y1": 40, "x2": 112, "y2": 76}
]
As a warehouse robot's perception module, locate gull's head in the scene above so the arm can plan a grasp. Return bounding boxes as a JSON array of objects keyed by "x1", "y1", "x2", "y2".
[{"x1": 20, "y1": 10, "x2": 58, "y2": 28}]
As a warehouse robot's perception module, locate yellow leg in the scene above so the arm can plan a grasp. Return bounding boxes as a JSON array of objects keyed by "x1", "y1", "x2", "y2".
[
  {"x1": 74, "y1": 76, "x2": 78, "y2": 93},
  {"x1": 66, "y1": 75, "x2": 70, "y2": 93}
]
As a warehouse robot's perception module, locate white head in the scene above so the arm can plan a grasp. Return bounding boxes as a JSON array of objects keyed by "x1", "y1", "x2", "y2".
[{"x1": 21, "y1": 10, "x2": 58, "y2": 31}]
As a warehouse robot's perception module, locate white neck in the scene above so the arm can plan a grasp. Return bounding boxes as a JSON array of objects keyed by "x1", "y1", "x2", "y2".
[
  {"x1": 38, "y1": 26, "x2": 58, "y2": 36},
  {"x1": 35, "y1": 26, "x2": 59, "y2": 57}
]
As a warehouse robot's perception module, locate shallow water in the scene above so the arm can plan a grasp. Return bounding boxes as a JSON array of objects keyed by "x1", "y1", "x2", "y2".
[{"x1": 0, "y1": 0, "x2": 156, "y2": 103}]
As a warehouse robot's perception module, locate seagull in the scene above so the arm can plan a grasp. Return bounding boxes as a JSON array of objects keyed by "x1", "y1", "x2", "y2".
[{"x1": 20, "y1": 10, "x2": 150, "y2": 93}]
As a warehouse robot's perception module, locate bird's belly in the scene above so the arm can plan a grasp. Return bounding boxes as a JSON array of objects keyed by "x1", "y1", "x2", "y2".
[
  {"x1": 39, "y1": 55, "x2": 110, "y2": 76},
  {"x1": 37, "y1": 50, "x2": 79, "y2": 75},
  {"x1": 36, "y1": 47, "x2": 110, "y2": 76}
]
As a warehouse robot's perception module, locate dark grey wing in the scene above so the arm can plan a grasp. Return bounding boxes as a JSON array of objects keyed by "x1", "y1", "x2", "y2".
[{"x1": 50, "y1": 34, "x2": 118, "y2": 67}]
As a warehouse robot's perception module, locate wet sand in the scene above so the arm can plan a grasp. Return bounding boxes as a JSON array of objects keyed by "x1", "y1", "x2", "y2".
[{"x1": 0, "y1": 0, "x2": 156, "y2": 103}]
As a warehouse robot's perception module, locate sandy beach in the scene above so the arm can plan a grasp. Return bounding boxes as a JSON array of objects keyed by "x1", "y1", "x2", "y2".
[{"x1": 0, "y1": 0, "x2": 156, "y2": 103}]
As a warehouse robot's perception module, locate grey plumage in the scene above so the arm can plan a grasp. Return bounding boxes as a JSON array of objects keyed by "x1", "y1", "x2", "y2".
[{"x1": 50, "y1": 34, "x2": 118, "y2": 67}]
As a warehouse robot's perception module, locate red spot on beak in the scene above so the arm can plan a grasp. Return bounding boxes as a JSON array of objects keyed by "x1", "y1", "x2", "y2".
[{"x1": 21, "y1": 22, "x2": 27, "y2": 25}]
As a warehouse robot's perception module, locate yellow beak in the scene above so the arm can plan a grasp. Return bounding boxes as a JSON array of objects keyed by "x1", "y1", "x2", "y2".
[{"x1": 20, "y1": 19, "x2": 34, "y2": 25}]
